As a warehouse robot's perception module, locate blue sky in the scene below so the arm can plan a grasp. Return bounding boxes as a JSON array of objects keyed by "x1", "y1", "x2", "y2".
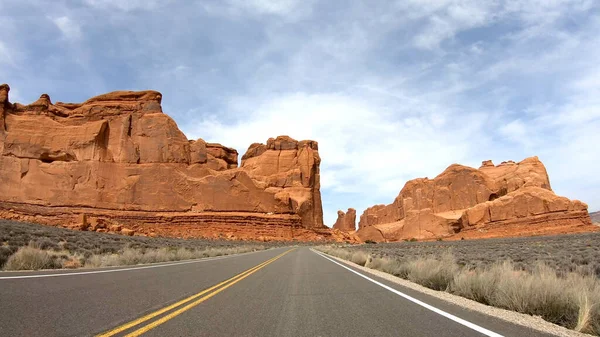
[{"x1": 1, "y1": 0, "x2": 599, "y2": 226}]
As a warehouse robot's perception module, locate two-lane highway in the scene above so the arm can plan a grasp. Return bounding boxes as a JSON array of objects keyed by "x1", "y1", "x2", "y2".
[{"x1": 0, "y1": 247, "x2": 555, "y2": 336}]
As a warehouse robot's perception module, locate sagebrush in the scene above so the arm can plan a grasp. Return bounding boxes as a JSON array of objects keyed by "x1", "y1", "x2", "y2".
[{"x1": 319, "y1": 246, "x2": 600, "y2": 335}]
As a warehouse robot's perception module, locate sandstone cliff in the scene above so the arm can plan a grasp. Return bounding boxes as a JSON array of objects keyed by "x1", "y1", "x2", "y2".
[
  {"x1": 356, "y1": 158, "x2": 595, "y2": 242},
  {"x1": 332, "y1": 208, "x2": 356, "y2": 232},
  {"x1": 0, "y1": 84, "x2": 351, "y2": 242}
]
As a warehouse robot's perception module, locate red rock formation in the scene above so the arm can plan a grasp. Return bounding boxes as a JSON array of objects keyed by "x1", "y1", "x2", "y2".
[
  {"x1": 356, "y1": 158, "x2": 595, "y2": 242},
  {"x1": 0, "y1": 84, "x2": 352, "y2": 242},
  {"x1": 240, "y1": 136, "x2": 323, "y2": 229},
  {"x1": 0, "y1": 84, "x2": 9, "y2": 132},
  {"x1": 333, "y1": 208, "x2": 356, "y2": 232}
]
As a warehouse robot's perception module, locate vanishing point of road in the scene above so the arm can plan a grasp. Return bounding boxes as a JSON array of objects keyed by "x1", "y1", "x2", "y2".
[{"x1": 0, "y1": 247, "x2": 555, "y2": 337}]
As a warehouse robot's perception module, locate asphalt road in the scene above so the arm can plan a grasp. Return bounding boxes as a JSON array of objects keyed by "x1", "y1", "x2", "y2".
[{"x1": 0, "y1": 247, "x2": 557, "y2": 337}]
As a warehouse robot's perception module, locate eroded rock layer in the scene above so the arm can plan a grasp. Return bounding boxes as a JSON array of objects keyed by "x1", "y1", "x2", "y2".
[
  {"x1": 356, "y1": 157, "x2": 595, "y2": 242},
  {"x1": 0, "y1": 84, "x2": 346, "y2": 242}
]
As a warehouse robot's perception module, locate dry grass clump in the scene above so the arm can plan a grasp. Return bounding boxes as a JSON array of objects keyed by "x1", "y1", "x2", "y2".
[
  {"x1": 2, "y1": 240, "x2": 264, "y2": 271},
  {"x1": 365, "y1": 256, "x2": 409, "y2": 278},
  {"x1": 0, "y1": 220, "x2": 280, "y2": 268},
  {"x1": 0, "y1": 220, "x2": 281, "y2": 270},
  {"x1": 404, "y1": 252, "x2": 458, "y2": 291},
  {"x1": 451, "y1": 262, "x2": 600, "y2": 334},
  {"x1": 350, "y1": 251, "x2": 369, "y2": 266},
  {"x1": 318, "y1": 246, "x2": 600, "y2": 335},
  {"x1": 3, "y1": 245, "x2": 58, "y2": 270},
  {"x1": 336, "y1": 232, "x2": 600, "y2": 278},
  {"x1": 83, "y1": 246, "x2": 260, "y2": 268}
]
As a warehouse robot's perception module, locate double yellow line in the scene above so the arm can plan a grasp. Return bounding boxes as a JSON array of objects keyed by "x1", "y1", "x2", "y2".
[{"x1": 97, "y1": 248, "x2": 294, "y2": 337}]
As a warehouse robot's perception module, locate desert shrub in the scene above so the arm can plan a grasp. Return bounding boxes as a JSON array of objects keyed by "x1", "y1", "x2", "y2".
[
  {"x1": 318, "y1": 247, "x2": 353, "y2": 261},
  {"x1": 81, "y1": 245, "x2": 263, "y2": 268},
  {"x1": 365, "y1": 256, "x2": 410, "y2": 278},
  {"x1": 62, "y1": 257, "x2": 83, "y2": 269},
  {"x1": 492, "y1": 262, "x2": 577, "y2": 326},
  {"x1": 3, "y1": 246, "x2": 59, "y2": 271},
  {"x1": 451, "y1": 264, "x2": 503, "y2": 305},
  {"x1": 83, "y1": 254, "x2": 104, "y2": 268},
  {"x1": 175, "y1": 247, "x2": 194, "y2": 260},
  {"x1": 0, "y1": 246, "x2": 18, "y2": 268},
  {"x1": 29, "y1": 237, "x2": 58, "y2": 250},
  {"x1": 0, "y1": 220, "x2": 276, "y2": 271},
  {"x1": 404, "y1": 252, "x2": 457, "y2": 291},
  {"x1": 317, "y1": 245, "x2": 600, "y2": 335},
  {"x1": 0, "y1": 220, "x2": 279, "y2": 258},
  {"x1": 117, "y1": 248, "x2": 143, "y2": 265},
  {"x1": 570, "y1": 273, "x2": 600, "y2": 334},
  {"x1": 350, "y1": 251, "x2": 369, "y2": 266},
  {"x1": 331, "y1": 232, "x2": 600, "y2": 278}
]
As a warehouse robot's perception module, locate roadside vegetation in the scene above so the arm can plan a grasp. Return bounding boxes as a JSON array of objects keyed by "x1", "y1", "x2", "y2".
[
  {"x1": 339, "y1": 233, "x2": 600, "y2": 277},
  {"x1": 317, "y1": 242, "x2": 600, "y2": 336},
  {"x1": 0, "y1": 220, "x2": 278, "y2": 271}
]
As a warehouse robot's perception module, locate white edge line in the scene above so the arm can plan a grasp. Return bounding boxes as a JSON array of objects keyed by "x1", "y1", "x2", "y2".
[
  {"x1": 311, "y1": 249, "x2": 504, "y2": 337},
  {"x1": 0, "y1": 248, "x2": 273, "y2": 280}
]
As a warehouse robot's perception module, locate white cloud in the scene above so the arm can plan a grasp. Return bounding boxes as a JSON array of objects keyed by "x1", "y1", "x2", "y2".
[
  {"x1": 51, "y1": 16, "x2": 82, "y2": 40},
  {"x1": 84, "y1": 0, "x2": 167, "y2": 11},
  {"x1": 187, "y1": 91, "x2": 485, "y2": 225},
  {"x1": 226, "y1": 0, "x2": 307, "y2": 16},
  {"x1": 499, "y1": 119, "x2": 528, "y2": 144},
  {"x1": 401, "y1": 1, "x2": 498, "y2": 49},
  {"x1": 176, "y1": 1, "x2": 600, "y2": 222},
  {"x1": 414, "y1": 16, "x2": 455, "y2": 49},
  {"x1": 201, "y1": 0, "x2": 313, "y2": 20},
  {"x1": 4, "y1": 0, "x2": 600, "y2": 224},
  {"x1": 0, "y1": 40, "x2": 13, "y2": 65}
]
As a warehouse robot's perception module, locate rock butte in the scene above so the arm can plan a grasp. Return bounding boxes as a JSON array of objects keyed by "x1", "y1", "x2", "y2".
[
  {"x1": 332, "y1": 208, "x2": 356, "y2": 232},
  {"x1": 350, "y1": 157, "x2": 596, "y2": 242},
  {"x1": 0, "y1": 84, "x2": 358, "y2": 242},
  {"x1": 0, "y1": 83, "x2": 596, "y2": 243}
]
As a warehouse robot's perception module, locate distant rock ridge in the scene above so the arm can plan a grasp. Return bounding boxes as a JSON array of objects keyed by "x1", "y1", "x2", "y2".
[
  {"x1": 0, "y1": 84, "x2": 356, "y2": 242},
  {"x1": 591, "y1": 211, "x2": 600, "y2": 224},
  {"x1": 355, "y1": 157, "x2": 595, "y2": 242}
]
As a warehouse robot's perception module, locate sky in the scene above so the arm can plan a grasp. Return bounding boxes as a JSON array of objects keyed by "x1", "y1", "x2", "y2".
[{"x1": 1, "y1": 0, "x2": 599, "y2": 226}]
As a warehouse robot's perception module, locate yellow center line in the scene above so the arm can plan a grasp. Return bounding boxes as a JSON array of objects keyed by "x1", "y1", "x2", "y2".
[
  {"x1": 97, "y1": 248, "x2": 294, "y2": 337},
  {"x1": 124, "y1": 248, "x2": 294, "y2": 337}
]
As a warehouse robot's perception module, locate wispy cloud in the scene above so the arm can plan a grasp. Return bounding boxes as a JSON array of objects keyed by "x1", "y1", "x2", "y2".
[
  {"x1": 51, "y1": 16, "x2": 82, "y2": 40},
  {"x1": 83, "y1": 0, "x2": 169, "y2": 12},
  {"x1": 201, "y1": 0, "x2": 314, "y2": 19},
  {"x1": 0, "y1": 40, "x2": 13, "y2": 66}
]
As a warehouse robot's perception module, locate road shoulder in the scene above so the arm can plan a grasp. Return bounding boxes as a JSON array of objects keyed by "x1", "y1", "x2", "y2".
[{"x1": 312, "y1": 248, "x2": 585, "y2": 337}]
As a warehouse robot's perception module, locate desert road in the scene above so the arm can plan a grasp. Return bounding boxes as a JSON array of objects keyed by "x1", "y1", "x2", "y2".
[{"x1": 0, "y1": 247, "x2": 555, "y2": 337}]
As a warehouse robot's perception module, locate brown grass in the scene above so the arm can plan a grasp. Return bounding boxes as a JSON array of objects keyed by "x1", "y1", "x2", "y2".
[
  {"x1": 318, "y1": 246, "x2": 600, "y2": 335},
  {"x1": 0, "y1": 220, "x2": 281, "y2": 269},
  {"x1": 2, "y1": 243, "x2": 265, "y2": 271},
  {"x1": 82, "y1": 246, "x2": 261, "y2": 268},
  {"x1": 3, "y1": 245, "x2": 58, "y2": 270}
]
